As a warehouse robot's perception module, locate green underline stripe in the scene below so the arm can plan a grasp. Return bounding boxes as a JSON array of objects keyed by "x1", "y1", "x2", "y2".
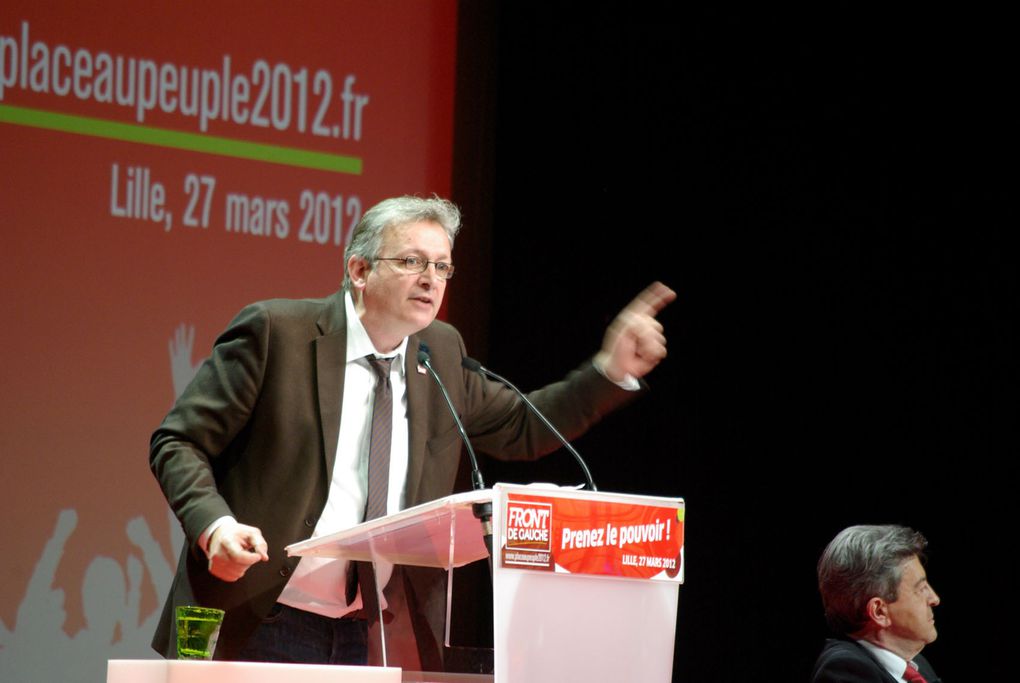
[{"x1": 0, "y1": 104, "x2": 362, "y2": 175}]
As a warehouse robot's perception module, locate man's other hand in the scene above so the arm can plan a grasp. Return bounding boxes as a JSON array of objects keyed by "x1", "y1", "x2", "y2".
[{"x1": 206, "y1": 522, "x2": 269, "y2": 582}]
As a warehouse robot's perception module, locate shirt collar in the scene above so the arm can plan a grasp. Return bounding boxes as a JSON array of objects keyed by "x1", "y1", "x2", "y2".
[
  {"x1": 855, "y1": 638, "x2": 909, "y2": 680},
  {"x1": 344, "y1": 291, "x2": 407, "y2": 372}
]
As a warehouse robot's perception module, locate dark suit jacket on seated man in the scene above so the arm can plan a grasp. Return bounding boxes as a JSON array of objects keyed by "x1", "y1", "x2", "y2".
[
  {"x1": 811, "y1": 525, "x2": 943, "y2": 683},
  {"x1": 149, "y1": 195, "x2": 676, "y2": 666}
]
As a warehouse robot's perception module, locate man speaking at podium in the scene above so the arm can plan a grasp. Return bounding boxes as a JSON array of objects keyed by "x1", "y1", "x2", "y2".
[{"x1": 150, "y1": 195, "x2": 675, "y2": 666}]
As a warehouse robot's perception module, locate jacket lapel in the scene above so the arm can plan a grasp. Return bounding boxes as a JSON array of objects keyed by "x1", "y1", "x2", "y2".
[
  {"x1": 315, "y1": 291, "x2": 347, "y2": 478},
  {"x1": 404, "y1": 332, "x2": 430, "y2": 507}
]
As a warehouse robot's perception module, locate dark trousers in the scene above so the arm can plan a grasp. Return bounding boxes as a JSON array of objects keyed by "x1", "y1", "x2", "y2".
[{"x1": 236, "y1": 603, "x2": 369, "y2": 665}]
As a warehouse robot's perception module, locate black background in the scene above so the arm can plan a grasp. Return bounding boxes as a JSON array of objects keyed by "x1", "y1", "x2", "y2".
[{"x1": 450, "y1": 4, "x2": 1015, "y2": 680}]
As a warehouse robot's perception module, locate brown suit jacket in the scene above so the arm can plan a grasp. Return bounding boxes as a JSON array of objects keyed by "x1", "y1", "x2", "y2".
[{"x1": 150, "y1": 290, "x2": 638, "y2": 663}]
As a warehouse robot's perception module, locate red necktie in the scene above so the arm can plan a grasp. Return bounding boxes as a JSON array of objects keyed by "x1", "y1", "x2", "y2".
[{"x1": 902, "y1": 664, "x2": 929, "y2": 683}]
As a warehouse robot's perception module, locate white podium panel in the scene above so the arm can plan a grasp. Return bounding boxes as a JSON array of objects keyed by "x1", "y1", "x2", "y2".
[
  {"x1": 492, "y1": 484, "x2": 684, "y2": 683},
  {"x1": 493, "y1": 570, "x2": 678, "y2": 681}
]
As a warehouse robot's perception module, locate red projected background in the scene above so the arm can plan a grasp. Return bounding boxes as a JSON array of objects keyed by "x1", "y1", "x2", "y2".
[{"x1": 0, "y1": 2, "x2": 457, "y2": 679}]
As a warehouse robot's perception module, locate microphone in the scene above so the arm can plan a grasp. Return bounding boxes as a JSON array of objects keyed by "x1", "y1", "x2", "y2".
[
  {"x1": 461, "y1": 356, "x2": 598, "y2": 492},
  {"x1": 417, "y1": 342, "x2": 493, "y2": 559}
]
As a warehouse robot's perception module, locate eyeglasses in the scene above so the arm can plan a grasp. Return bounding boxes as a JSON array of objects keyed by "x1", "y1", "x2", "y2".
[{"x1": 375, "y1": 255, "x2": 456, "y2": 280}]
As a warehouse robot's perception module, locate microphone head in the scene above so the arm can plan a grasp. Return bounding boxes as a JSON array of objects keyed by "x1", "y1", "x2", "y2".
[
  {"x1": 417, "y1": 341, "x2": 431, "y2": 365},
  {"x1": 461, "y1": 357, "x2": 483, "y2": 373}
]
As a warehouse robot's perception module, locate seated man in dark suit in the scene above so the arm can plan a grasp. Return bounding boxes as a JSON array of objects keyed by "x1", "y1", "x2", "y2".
[{"x1": 811, "y1": 525, "x2": 943, "y2": 683}]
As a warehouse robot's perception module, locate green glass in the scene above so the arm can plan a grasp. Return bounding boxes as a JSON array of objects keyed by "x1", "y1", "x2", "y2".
[{"x1": 175, "y1": 606, "x2": 225, "y2": 660}]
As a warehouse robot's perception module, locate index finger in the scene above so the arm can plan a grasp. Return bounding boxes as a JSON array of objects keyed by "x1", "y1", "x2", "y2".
[
  {"x1": 625, "y1": 281, "x2": 677, "y2": 317},
  {"x1": 241, "y1": 529, "x2": 270, "y2": 560}
]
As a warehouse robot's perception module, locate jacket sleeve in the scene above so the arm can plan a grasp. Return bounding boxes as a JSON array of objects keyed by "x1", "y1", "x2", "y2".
[
  {"x1": 437, "y1": 326, "x2": 643, "y2": 461},
  {"x1": 149, "y1": 303, "x2": 271, "y2": 550}
]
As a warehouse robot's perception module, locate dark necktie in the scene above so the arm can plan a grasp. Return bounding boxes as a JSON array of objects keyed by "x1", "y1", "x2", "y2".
[
  {"x1": 345, "y1": 355, "x2": 394, "y2": 608},
  {"x1": 902, "y1": 664, "x2": 929, "y2": 683},
  {"x1": 364, "y1": 356, "x2": 394, "y2": 521}
]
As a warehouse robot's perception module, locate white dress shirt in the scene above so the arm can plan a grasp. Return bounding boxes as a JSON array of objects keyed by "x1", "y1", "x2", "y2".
[
  {"x1": 276, "y1": 291, "x2": 410, "y2": 617},
  {"x1": 856, "y1": 639, "x2": 922, "y2": 682}
]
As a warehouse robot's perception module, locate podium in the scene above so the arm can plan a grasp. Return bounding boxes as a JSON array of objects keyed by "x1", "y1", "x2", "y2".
[{"x1": 286, "y1": 483, "x2": 685, "y2": 682}]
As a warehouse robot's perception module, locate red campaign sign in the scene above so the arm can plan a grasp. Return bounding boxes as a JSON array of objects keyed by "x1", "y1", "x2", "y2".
[{"x1": 501, "y1": 493, "x2": 685, "y2": 581}]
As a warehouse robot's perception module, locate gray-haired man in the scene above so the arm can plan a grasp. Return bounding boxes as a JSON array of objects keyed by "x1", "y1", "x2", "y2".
[
  {"x1": 811, "y1": 524, "x2": 942, "y2": 683},
  {"x1": 150, "y1": 195, "x2": 676, "y2": 666}
]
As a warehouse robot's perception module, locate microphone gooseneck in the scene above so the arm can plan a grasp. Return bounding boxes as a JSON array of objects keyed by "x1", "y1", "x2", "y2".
[
  {"x1": 461, "y1": 356, "x2": 598, "y2": 492},
  {"x1": 418, "y1": 342, "x2": 493, "y2": 559},
  {"x1": 418, "y1": 342, "x2": 485, "y2": 491}
]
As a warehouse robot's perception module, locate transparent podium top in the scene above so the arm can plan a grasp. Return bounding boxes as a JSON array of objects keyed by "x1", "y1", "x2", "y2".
[{"x1": 285, "y1": 489, "x2": 492, "y2": 569}]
